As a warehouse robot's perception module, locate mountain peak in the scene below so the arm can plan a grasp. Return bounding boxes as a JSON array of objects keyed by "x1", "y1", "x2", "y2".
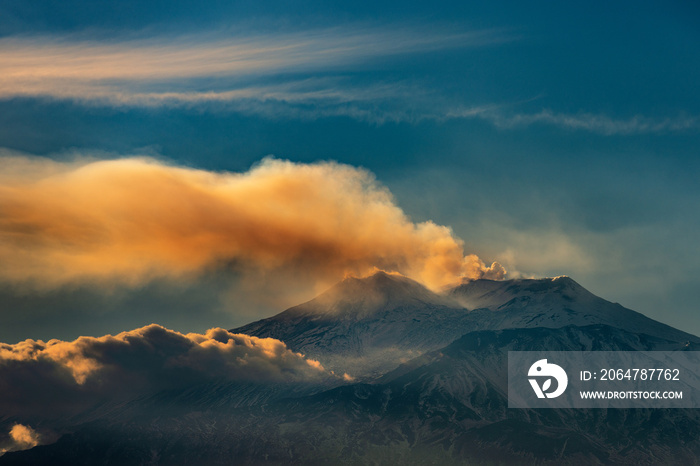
[
  {"x1": 449, "y1": 275, "x2": 590, "y2": 309},
  {"x1": 337, "y1": 270, "x2": 427, "y2": 296},
  {"x1": 340, "y1": 270, "x2": 408, "y2": 286},
  {"x1": 294, "y1": 271, "x2": 455, "y2": 320}
]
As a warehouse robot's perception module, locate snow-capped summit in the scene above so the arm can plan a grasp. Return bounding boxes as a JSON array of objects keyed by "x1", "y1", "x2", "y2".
[
  {"x1": 448, "y1": 276, "x2": 692, "y2": 342},
  {"x1": 284, "y1": 271, "x2": 457, "y2": 321},
  {"x1": 450, "y1": 275, "x2": 589, "y2": 309},
  {"x1": 234, "y1": 272, "x2": 697, "y2": 378},
  {"x1": 233, "y1": 271, "x2": 471, "y2": 377}
]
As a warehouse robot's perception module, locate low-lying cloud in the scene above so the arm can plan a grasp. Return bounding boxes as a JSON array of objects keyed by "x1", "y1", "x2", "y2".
[
  {"x1": 0, "y1": 155, "x2": 504, "y2": 293},
  {"x1": 0, "y1": 324, "x2": 329, "y2": 418}
]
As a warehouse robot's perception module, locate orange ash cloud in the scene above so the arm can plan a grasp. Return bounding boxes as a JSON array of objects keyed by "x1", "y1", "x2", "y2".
[{"x1": 0, "y1": 155, "x2": 504, "y2": 290}]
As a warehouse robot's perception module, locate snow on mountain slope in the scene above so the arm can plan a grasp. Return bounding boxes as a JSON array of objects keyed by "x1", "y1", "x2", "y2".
[
  {"x1": 450, "y1": 276, "x2": 695, "y2": 342},
  {"x1": 288, "y1": 271, "x2": 458, "y2": 321},
  {"x1": 234, "y1": 272, "x2": 473, "y2": 378},
  {"x1": 272, "y1": 325, "x2": 700, "y2": 464},
  {"x1": 233, "y1": 272, "x2": 698, "y2": 379}
]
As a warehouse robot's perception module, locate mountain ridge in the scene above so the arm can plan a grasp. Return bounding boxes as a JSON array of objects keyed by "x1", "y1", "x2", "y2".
[{"x1": 233, "y1": 272, "x2": 698, "y2": 378}]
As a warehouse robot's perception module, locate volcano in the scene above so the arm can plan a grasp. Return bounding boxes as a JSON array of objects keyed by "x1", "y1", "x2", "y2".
[
  {"x1": 2, "y1": 272, "x2": 699, "y2": 465},
  {"x1": 233, "y1": 271, "x2": 697, "y2": 378}
]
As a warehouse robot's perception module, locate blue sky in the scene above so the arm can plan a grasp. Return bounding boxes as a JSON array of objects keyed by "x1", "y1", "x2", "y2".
[{"x1": 1, "y1": 1, "x2": 699, "y2": 341}]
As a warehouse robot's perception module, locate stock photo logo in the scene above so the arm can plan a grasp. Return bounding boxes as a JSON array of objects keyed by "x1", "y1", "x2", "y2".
[{"x1": 528, "y1": 359, "x2": 569, "y2": 399}]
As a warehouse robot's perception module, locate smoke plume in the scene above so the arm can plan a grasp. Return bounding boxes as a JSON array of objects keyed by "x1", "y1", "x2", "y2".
[
  {"x1": 0, "y1": 155, "x2": 504, "y2": 292},
  {"x1": 0, "y1": 424, "x2": 41, "y2": 456}
]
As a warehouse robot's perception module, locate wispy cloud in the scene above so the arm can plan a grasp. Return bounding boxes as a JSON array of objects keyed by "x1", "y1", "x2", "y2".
[
  {"x1": 0, "y1": 27, "x2": 513, "y2": 125},
  {"x1": 0, "y1": 27, "x2": 506, "y2": 101},
  {"x1": 1, "y1": 28, "x2": 696, "y2": 134},
  {"x1": 475, "y1": 109, "x2": 700, "y2": 135}
]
